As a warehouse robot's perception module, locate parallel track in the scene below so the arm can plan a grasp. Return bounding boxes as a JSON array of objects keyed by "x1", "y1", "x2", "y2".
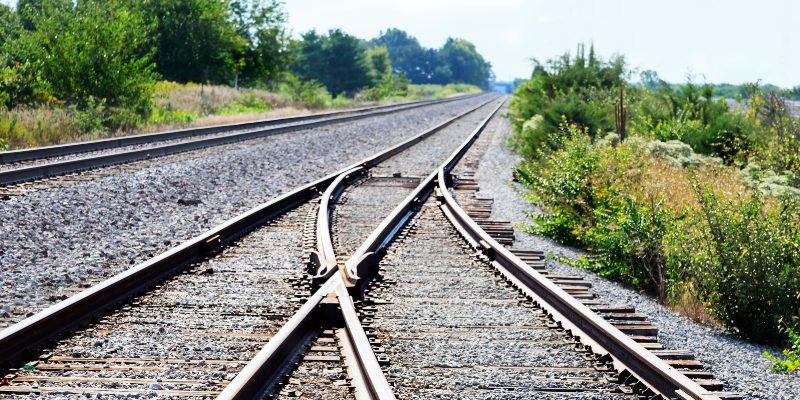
[
  {"x1": 0, "y1": 95, "x2": 474, "y2": 186},
  {"x1": 0, "y1": 95, "x2": 740, "y2": 399}
]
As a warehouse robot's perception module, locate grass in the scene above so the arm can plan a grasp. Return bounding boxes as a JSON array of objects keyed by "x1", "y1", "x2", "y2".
[{"x1": 0, "y1": 82, "x2": 480, "y2": 150}]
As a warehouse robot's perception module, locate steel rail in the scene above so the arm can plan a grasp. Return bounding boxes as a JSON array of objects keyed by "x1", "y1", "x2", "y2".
[
  {"x1": 343, "y1": 99, "x2": 505, "y2": 288},
  {"x1": 218, "y1": 97, "x2": 505, "y2": 399},
  {"x1": 311, "y1": 166, "x2": 365, "y2": 283},
  {"x1": 0, "y1": 95, "x2": 499, "y2": 367},
  {"x1": 333, "y1": 276, "x2": 396, "y2": 400},
  {"x1": 0, "y1": 94, "x2": 478, "y2": 186},
  {"x1": 0, "y1": 95, "x2": 470, "y2": 165},
  {"x1": 217, "y1": 272, "x2": 395, "y2": 400},
  {"x1": 434, "y1": 132, "x2": 728, "y2": 398},
  {"x1": 215, "y1": 275, "x2": 339, "y2": 400}
]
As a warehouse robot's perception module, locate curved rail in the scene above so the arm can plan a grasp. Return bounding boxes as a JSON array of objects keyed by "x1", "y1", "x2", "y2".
[
  {"x1": 218, "y1": 97, "x2": 505, "y2": 399},
  {"x1": 0, "y1": 95, "x2": 469, "y2": 165},
  {"x1": 343, "y1": 99, "x2": 505, "y2": 289},
  {"x1": 0, "y1": 94, "x2": 477, "y2": 186},
  {"x1": 0, "y1": 95, "x2": 499, "y2": 367},
  {"x1": 312, "y1": 166, "x2": 365, "y2": 281}
]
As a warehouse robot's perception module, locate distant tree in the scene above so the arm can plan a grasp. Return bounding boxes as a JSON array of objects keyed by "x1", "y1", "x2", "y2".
[
  {"x1": 371, "y1": 28, "x2": 431, "y2": 83},
  {"x1": 139, "y1": 0, "x2": 245, "y2": 84},
  {"x1": 229, "y1": 0, "x2": 291, "y2": 85},
  {"x1": 365, "y1": 46, "x2": 392, "y2": 85},
  {"x1": 293, "y1": 29, "x2": 371, "y2": 96},
  {"x1": 640, "y1": 69, "x2": 662, "y2": 90},
  {"x1": 438, "y1": 38, "x2": 491, "y2": 88}
]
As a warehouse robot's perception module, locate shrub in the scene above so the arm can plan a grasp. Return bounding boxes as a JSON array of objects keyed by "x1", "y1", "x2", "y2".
[
  {"x1": 690, "y1": 188, "x2": 800, "y2": 343},
  {"x1": 765, "y1": 319, "x2": 800, "y2": 372}
]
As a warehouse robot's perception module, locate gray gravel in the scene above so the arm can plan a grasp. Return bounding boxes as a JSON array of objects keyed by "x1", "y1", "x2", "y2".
[
  {"x1": 368, "y1": 202, "x2": 636, "y2": 399},
  {"x1": 464, "y1": 102, "x2": 800, "y2": 399},
  {"x1": 0, "y1": 95, "x2": 491, "y2": 329},
  {"x1": 0, "y1": 99, "x2": 450, "y2": 174},
  {"x1": 4, "y1": 204, "x2": 312, "y2": 398}
]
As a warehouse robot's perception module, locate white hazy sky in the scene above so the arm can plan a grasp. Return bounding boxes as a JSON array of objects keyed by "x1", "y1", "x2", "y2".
[
  {"x1": 284, "y1": 0, "x2": 799, "y2": 86},
  {"x1": 2, "y1": 0, "x2": 796, "y2": 86}
]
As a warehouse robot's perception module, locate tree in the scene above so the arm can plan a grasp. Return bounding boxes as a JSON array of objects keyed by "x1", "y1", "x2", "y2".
[
  {"x1": 438, "y1": 38, "x2": 491, "y2": 88},
  {"x1": 371, "y1": 28, "x2": 431, "y2": 83},
  {"x1": 365, "y1": 46, "x2": 392, "y2": 85},
  {"x1": 11, "y1": 0, "x2": 155, "y2": 124},
  {"x1": 229, "y1": 0, "x2": 292, "y2": 85},
  {"x1": 139, "y1": 0, "x2": 245, "y2": 84},
  {"x1": 293, "y1": 29, "x2": 371, "y2": 96}
]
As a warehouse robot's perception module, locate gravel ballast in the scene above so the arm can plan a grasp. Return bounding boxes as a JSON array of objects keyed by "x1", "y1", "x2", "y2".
[
  {"x1": 0, "y1": 95, "x2": 490, "y2": 328},
  {"x1": 466, "y1": 102, "x2": 800, "y2": 399}
]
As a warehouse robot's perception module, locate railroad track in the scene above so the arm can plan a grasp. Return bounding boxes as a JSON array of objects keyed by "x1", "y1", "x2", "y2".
[
  {"x1": 0, "y1": 94, "x2": 475, "y2": 187},
  {"x1": 0, "y1": 95, "x2": 740, "y2": 399},
  {"x1": 0, "y1": 95, "x2": 502, "y2": 397}
]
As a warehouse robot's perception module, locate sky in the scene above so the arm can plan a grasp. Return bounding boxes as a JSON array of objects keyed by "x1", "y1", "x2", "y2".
[
  {"x1": 2, "y1": 0, "x2": 796, "y2": 86},
  {"x1": 284, "y1": 0, "x2": 800, "y2": 87}
]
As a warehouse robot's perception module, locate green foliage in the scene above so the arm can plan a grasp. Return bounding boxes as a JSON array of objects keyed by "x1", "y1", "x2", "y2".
[
  {"x1": 688, "y1": 189, "x2": 800, "y2": 343},
  {"x1": 765, "y1": 319, "x2": 800, "y2": 372},
  {"x1": 437, "y1": 38, "x2": 492, "y2": 88},
  {"x1": 12, "y1": 0, "x2": 156, "y2": 128},
  {"x1": 509, "y1": 44, "x2": 626, "y2": 157},
  {"x1": 148, "y1": 107, "x2": 198, "y2": 125},
  {"x1": 229, "y1": 0, "x2": 291, "y2": 85},
  {"x1": 510, "y1": 44, "x2": 800, "y2": 352},
  {"x1": 139, "y1": 0, "x2": 245, "y2": 84},
  {"x1": 217, "y1": 92, "x2": 270, "y2": 114},
  {"x1": 278, "y1": 73, "x2": 332, "y2": 109},
  {"x1": 292, "y1": 29, "x2": 372, "y2": 96},
  {"x1": 370, "y1": 28, "x2": 434, "y2": 84},
  {"x1": 371, "y1": 28, "x2": 491, "y2": 88},
  {"x1": 747, "y1": 89, "x2": 800, "y2": 184}
]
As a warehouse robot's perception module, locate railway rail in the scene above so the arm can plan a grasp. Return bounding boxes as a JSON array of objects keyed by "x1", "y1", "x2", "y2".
[
  {"x1": 0, "y1": 94, "x2": 474, "y2": 187},
  {"x1": 0, "y1": 95, "x2": 501, "y2": 397},
  {"x1": 0, "y1": 95, "x2": 740, "y2": 399}
]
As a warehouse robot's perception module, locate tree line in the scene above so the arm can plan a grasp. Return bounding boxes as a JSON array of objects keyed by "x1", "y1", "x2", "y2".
[{"x1": 0, "y1": 0, "x2": 492, "y2": 128}]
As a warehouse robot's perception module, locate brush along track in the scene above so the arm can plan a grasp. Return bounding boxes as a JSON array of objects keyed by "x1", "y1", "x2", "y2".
[{"x1": 0, "y1": 96, "x2": 472, "y2": 186}]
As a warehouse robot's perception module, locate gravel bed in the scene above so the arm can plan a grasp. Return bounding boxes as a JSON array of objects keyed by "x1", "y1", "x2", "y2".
[
  {"x1": 0, "y1": 94, "x2": 491, "y2": 329},
  {"x1": 371, "y1": 96, "x2": 503, "y2": 177},
  {"x1": 276, "y1": 330, "x2": 355, "y2": 400},
  {"x1": 332, "y1": 178, "x2": 415, "y2": 259},
  {"x1": 4, "y1": 204, "x2": 311, "y2": 399},
  {"x1": 465, "y1": 102, "x2": 800, "y2": 398},
  {"x1": 0, "y1": 100, "x2": 449, "y2": 174},
  {"x1": 366, "y1": 202, "x2": 636, "y2": 399}
]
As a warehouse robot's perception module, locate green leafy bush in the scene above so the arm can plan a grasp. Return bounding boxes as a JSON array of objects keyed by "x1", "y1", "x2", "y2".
[
  {"x1": 765, "y1": 319, "x2": 800, "y2": 372},
  {"x1": 690, "y1": 189, "x2": 800, "y2": 343}
]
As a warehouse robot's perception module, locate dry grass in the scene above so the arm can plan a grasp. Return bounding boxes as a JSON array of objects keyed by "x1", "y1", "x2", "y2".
[
  {"x1": 0, "y1": 107, "x2": 93, "y2": 148},
  {"x1": 152, "y1": 81, "x2": 293, "y2": 115}
]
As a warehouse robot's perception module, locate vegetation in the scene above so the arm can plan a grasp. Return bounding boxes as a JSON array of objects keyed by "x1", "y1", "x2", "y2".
[
  {"x1": 509, "y1": 45, "x2": 800, "y2": 365},
  {"x1": 371, "y1": 28, "x2": 493, "y2": 89},
  {"x1": 0, "y1": 2, "x2": 490, "y2": 150}
]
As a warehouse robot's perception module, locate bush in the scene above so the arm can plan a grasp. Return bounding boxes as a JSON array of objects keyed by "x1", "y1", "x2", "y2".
[
  {"x1": 765, "y1": 320, "x2": 800, "y2": 372},
  {"x1": 689, "y1": 189, "x2": 800, "y2": 343},
  {"x1": 278, "y1": 74, "x2": 332, "y2": 109}
]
